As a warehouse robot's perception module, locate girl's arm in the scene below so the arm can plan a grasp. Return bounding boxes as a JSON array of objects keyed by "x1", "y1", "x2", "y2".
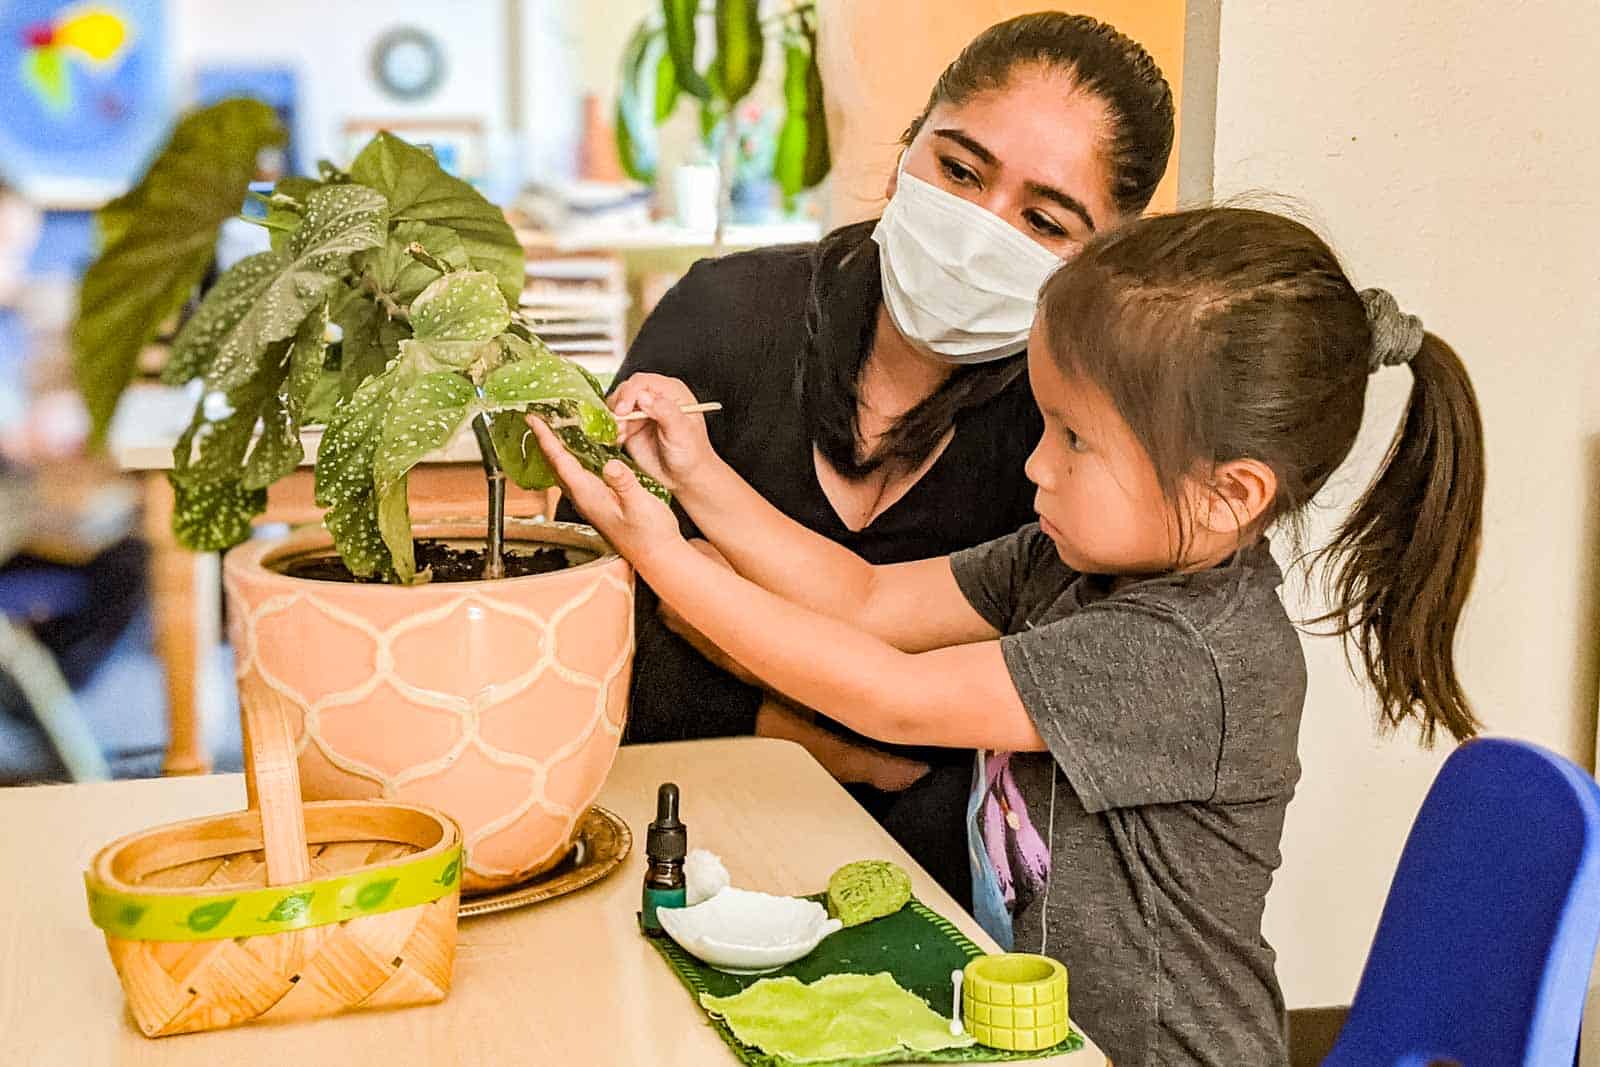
[
  {"x1": 608, "y1": 377, "x2": 999, "y2": 653},
  {"x1": 644, "y1": 537, "x2": 1046, "y2": 751},
  {"x1": 678, "y1": 453, "x2": 996, "y2": 652},
  {"x1": 529, "y1": 417, "x2": 1045, "y2": 753}
]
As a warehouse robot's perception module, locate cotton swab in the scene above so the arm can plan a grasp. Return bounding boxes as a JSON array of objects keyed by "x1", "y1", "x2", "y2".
[
  {"x1": 614, "y1": 401, "x2": 723, "y2": 423},
  {"x1": 950, "y1": 968, "x2": 965, "y2": 1036}
]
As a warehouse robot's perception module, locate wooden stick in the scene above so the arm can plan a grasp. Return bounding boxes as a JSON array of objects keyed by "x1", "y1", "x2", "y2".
[{"x1": 614, "y1": 401, "x2": 723, "y2": 424}]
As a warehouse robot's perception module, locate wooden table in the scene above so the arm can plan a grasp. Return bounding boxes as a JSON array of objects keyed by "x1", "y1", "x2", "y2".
[
  {"x1": 108, "y1": 384, "x2": 557, "y2": 777},
  {"x1": 0, "y1": 738, "x2": 1106, "y2": 1065}
]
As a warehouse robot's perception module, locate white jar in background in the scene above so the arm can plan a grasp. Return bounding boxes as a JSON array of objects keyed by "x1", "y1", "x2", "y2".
[{"x1": 672, "y1": 160, "x2": 720, "y2": 232}]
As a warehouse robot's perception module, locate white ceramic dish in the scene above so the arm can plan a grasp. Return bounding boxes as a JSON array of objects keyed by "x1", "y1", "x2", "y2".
[{"x1": 657, "y1": 887, "x2": 843, "y2": 974}]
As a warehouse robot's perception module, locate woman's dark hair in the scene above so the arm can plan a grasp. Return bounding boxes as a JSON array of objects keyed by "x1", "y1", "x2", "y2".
[
  {"x1": 904, "y1": 12, "x2": 1174, "y2": 216},
  {"x1": 1039, "y1": 208, "x2": 1485, "y2": 745},
  {"x1": 813, "y1": 12, "x2": 1174, "y2": 477}
]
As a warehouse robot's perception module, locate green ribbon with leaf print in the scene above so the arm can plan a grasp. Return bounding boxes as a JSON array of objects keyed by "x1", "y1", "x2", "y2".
[{"x1": 85, "y1": 844, "x2": 461, "y2": 943}]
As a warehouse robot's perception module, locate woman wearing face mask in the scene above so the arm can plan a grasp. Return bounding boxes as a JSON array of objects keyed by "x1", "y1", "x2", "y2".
[{"x1": 608, "y1": 12, "x2": 1174, "y2": 905}]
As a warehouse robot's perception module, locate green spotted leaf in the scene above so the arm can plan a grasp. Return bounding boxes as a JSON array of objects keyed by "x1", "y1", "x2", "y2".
[
  {"x1": 163, "y1": 251, "x2": 283, "y2": 386},
  {"x1": 202, "y1": 183, "x2": 388, "y2": 394},
  {"x1": 240, "y1": 303, "x2": 326, "y2": 489},
  {"x1": 354, "y1": 220, "x2": 471, "y2": 305},
  {"x1": 482, "y1": 354, "x2": 615, "y2": 444},
  {"x1": 171, "y1": 476, "x2": 267, "y2": 550},
  {"x1": 302, "y1": 367, "x2": 343, "y2": 425},
  {"x1": 241, "y1": 390, "x2": 296, "y2": 491},
  {"x1": 376, "y1": 478, "x2": 416, "y2": 584},
  {"x1": 554, "y1": 424, "x2": 672, "y2": 504},
  {"x1": 478, "y1": 352, "x2": 666, "y2": 501},
  {"x1": 372, "y1": 371, "x2": 477, "y2": 582},
  {"x1": 489, "y1": 411, "x2": 556, "y2": 491},
  {"x1": 173, "y1": 352, "x2": 287, "y2": 477},
  {"x1": 410, "y1": 271, "x2": 512, "y2": 342},
  {"x1": 261, "y1": 891, "x2": 314, "y2": 924},
  {"x1": 258, "y1": 175, "x2": 324, "y2": 253},
  {"x1": 355, "y1": 878, "x2": 397, "y2": 911},
  {"x1": 350, "y1": 133, "x2": 524, "y2": 304},
  {"x1": 333, "y1": 290, "x2": 409, "y2": 398},
  {"x1": 314, "y1": 371, "x2": 400, "y2": 579},
  {"x1": 116, "y1": 903, "x2": 147, "y2": 929},
  {"x1": 373, "y1": 372, "x2": 477, "y2": 495},
  {"x1": 184, "y1": 898, "x2": 237, "y2": 933},
  {"x1": 284, "y1": 301, "x2": 329, "y2": 427},
  {"x1": 394, "y1": 337, "x2": 501, "y2": 378},
  {"x1": 437, "y1": 857, "x2": 461, "y2": 887},
  {"x1": 73, "y1": 99, "x2": 285, "y2": 446},
  {"x1": 168, "y1": 340, "x2": 288, "y2": 550}
]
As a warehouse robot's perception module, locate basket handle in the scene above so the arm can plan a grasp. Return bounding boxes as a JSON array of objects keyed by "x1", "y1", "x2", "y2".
[{"x1": 239, "y1": 679, "x2": 312, "y2": 886}]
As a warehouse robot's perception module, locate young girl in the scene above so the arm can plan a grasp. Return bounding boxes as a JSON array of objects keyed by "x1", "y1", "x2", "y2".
[{"x1": 527, "y1": 207, "x2": 1485, "y2": 1067}]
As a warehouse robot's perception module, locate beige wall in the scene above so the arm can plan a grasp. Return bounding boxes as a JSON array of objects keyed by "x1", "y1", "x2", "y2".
[
  {"x1": 816, "y1": 1, "x2": 1186, "y2": 226},
  {"x1": 1208, "y1": 0, "x2": 1600, "y2": 1026}
]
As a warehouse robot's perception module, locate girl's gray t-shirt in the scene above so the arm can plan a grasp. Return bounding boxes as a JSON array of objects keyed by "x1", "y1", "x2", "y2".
[{"x1": 951, "y1": 525, "x2": 1305, "y2": 1067}]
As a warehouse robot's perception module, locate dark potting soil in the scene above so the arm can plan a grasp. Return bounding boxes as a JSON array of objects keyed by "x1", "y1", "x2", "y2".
[{"x1": 280, "y1": 540, "x2": 586, "y2": 583}]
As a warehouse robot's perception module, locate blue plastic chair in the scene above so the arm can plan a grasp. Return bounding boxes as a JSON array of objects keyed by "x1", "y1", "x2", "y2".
[{"x1": 1324, "y1": 738, "x2": 1600, "y2": 1067}]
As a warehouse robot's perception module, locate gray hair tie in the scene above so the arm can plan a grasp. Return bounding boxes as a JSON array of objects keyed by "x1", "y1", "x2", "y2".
[{"x1": 1361, "y1": 288, "x2": 1425, "y2": 372}]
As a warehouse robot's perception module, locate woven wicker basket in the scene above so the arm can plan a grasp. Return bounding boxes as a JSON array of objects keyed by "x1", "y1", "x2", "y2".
[{"x1": 84, "y1": 681, "x2": 463, "y2": 1037}]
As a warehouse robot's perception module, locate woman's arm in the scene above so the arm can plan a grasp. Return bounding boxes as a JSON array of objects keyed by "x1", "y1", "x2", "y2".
[
  {"x1": 529, "y1": 419, "x2": 1044, "y2": 753},
  {"x1": 609, "y1": 378, "x2": 1000, "y2": 653}
]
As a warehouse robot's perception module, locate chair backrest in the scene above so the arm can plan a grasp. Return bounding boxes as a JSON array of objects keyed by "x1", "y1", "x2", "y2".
[{"x1": 1325, "y1": 737, "x2": 1600, "y2": 1067}]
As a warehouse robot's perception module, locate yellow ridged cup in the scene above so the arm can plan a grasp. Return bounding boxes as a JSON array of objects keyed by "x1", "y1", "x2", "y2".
[{"x1": 962, "y1": 953, "x2": 1070, "y2": 1051}]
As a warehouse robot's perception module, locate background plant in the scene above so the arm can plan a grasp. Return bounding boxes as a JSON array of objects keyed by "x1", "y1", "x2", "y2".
[
  {"x1": 72, "y1": 99, "x2": 661, "y2": 585},
  {"x1": 615, "y1": 0, "x2": 830, "y2": 221}
]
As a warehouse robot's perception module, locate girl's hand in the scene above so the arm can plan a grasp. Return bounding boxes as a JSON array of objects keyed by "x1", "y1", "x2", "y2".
[
  {"x1": 608, "y1": 374, "x2": 715, "y2": 490},
  {"x1": 525, "y1": 415, "x2": 682, "y2": 568}
]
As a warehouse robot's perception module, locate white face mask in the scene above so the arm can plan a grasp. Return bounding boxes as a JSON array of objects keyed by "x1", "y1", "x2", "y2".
[{"x1": 871, "y1": 167, "x2": 1064, "y2": 364}]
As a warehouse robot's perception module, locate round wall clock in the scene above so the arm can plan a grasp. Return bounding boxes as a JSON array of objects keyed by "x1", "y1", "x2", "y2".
[{"x1": 371, "y1": 27, "x2": 445, "y2": 102}]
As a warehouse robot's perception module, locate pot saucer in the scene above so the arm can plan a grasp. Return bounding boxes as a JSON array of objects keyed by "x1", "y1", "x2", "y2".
[{"x1": 458, "y1": 806, "x2": 631, "y2": 918}]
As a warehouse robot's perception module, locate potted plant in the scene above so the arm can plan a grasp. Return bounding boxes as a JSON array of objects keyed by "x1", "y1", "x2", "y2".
[{"x1": 73, "y1": 99, "x2": 660, "y2": 892}]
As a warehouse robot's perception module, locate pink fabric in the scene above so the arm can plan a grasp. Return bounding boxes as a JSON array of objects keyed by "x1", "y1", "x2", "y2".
[{"x1": 980, "y1": 751, "x2": 1052, "y2": 907}]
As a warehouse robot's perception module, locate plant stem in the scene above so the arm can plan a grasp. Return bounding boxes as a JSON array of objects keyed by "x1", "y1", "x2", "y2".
[
  {"x1": 714, "y1": 121, "x2": 736, "y2": 253},
  {"x1": 359, "y1": 272, "x2": 409, "y2": 321},
  {"x1": 405, "y1": 241, "x2": 454, "y2": 276},
  {"x1": 470, "y1": 411, "x2": 506, "y2": 580}
]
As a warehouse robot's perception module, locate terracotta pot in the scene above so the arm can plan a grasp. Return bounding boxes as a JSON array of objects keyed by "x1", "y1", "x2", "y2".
[{"x1": 223, "y1": 519, "x2": 633, "y2": 894}]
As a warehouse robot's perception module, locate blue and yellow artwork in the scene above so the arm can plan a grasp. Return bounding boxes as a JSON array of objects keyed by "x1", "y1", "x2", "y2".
[{"x1": 0, "y1": 0, "x2": 172, "y2": 194}]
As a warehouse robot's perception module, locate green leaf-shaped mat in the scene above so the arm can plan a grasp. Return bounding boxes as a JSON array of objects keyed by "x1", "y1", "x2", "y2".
[{"x1": 702, "y1": 973, "x2": 975, "y2": 1064}]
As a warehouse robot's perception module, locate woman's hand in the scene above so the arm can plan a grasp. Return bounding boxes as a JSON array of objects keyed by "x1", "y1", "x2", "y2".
[
  {"x1": 754, "y1": 697, "x2": 931, "y2": 792},
  {"x1": 525, "y1": 415, "x2": 682, "y2": 568},
  {"x1": 608, "y1": 374, "x2": 716, "y2": 490}
]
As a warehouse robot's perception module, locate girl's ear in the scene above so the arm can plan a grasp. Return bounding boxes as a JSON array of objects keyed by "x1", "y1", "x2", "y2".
[{"x1": 1195, "y1": 459, "x2": 1277, "y2": 537}]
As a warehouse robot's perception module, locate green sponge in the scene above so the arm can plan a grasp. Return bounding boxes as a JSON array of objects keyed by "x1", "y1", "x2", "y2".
[{"x1": 827, "y1": 860, "x2": 912, "y2": 927}]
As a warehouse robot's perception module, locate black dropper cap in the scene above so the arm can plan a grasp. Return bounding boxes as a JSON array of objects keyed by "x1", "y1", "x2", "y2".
[{"x1": 646, "y1": 782, "x2": 687, "y2": 861}]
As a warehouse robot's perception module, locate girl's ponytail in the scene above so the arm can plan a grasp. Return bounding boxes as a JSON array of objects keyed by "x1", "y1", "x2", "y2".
[{"x1": 1313, "y1": 326, "x2": 1486, "y2": 744}]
